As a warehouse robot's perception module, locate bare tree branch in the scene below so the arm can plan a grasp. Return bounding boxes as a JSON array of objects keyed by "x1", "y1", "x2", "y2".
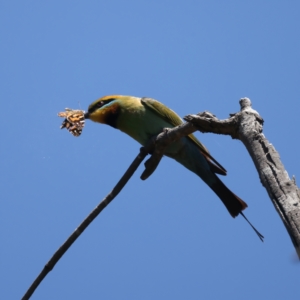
[
  {"x1": 140, "y1": 97, "x2": 300, "y2": 257},
  {"x1": 22, "y1": 143, "x2": 153, "y2": 300},
  {"x1": 184, "y1": 98, "x2": 300, "y2": 257}
]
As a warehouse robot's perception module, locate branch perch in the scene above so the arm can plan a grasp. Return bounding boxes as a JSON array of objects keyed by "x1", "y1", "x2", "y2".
[
  {"x1": 22, "y1": 143, "x2": 153, "y2": 300},
  {"x1": 186, "y1": 98, "x2": 300, "y2": 257}
]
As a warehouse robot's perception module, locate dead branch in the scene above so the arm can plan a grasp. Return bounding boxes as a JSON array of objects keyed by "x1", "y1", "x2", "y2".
[
  {"x1": 22, "y1": 143, "x2": 153, "y2": 300},
  {"x1": 185, "y1": 98, "x2": 300, "y2": 257},
  {"x1": 142, "y1": 97, "x2": 300, "y2": 257}
]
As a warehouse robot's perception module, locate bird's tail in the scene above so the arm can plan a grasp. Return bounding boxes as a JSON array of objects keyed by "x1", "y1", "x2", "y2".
[
  {"x1": 210, "y1": 175, "x2": 247, "y2": 218},
  {"x1": 210, "y1": 176, "x2": 264, "y2": 241}
]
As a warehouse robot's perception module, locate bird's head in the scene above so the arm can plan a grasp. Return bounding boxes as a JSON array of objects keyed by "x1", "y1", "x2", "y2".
[{"x1": 84, "y1": 95, "x2": 133, "y2": 127}]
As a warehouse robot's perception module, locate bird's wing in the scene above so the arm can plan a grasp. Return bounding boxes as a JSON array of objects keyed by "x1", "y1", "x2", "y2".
[{"x1": 141, "y1": 97, "x2": 227, "y2": 175}]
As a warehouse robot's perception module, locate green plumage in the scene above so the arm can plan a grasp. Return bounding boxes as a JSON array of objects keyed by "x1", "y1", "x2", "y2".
[
  {"x1": 86, "y1": 95, "x2": 247, "y2": 217},
  {"x1": 141, "y1": 98, "x2": 209, "y2": 152}
]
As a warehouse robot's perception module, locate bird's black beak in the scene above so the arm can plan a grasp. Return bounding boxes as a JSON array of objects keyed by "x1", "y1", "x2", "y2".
[{"x1": 84, "y1": 112, "x2": 90, "y2": 119}]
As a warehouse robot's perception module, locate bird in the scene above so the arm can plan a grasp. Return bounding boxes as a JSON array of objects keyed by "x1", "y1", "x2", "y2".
[{"x1": 84, "y1": 95, "x2": 263, "y2": 240}]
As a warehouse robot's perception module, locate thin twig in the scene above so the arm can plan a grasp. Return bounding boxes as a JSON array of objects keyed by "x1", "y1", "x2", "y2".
[{"x1": 22, "y1": 145, "x2": 151, "y2": 300}]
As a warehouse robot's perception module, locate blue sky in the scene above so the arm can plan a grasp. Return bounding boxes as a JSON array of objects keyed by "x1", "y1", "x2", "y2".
[{"x1": 1, "y1": 1, "x2": 300, "y2": 299}]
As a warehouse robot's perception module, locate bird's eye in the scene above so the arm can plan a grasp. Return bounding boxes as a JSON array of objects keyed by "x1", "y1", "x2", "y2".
[{"x1": 96, "y1": 101, "x2": 104, "y2": 107}]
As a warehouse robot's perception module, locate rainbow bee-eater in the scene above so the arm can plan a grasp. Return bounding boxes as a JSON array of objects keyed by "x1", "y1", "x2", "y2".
[{"x1": 84, "y1": 95, "x2": 263, "y2": 239}]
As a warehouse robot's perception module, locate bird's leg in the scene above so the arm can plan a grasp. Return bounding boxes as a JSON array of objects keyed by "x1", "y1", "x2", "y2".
[{"x1": 141, "y1": 129, "x2": 171, "y2": 180}]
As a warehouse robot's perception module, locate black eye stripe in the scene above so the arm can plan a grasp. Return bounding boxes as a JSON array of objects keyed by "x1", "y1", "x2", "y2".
[
  {"x1": 102, "y1": 98, "x2": 115, "y2": 104},
  {"x1": 89, "y1": 98, "x2": 115, "y2": 112}
]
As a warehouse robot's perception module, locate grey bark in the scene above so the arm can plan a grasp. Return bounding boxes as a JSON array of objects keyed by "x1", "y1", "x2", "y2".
[
  {"x1": 138, "y1": 97, "x2": 300, "y2": 257},
  {"x1": 183, "y1": 98, "x2": 300, "y2": 257}
]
